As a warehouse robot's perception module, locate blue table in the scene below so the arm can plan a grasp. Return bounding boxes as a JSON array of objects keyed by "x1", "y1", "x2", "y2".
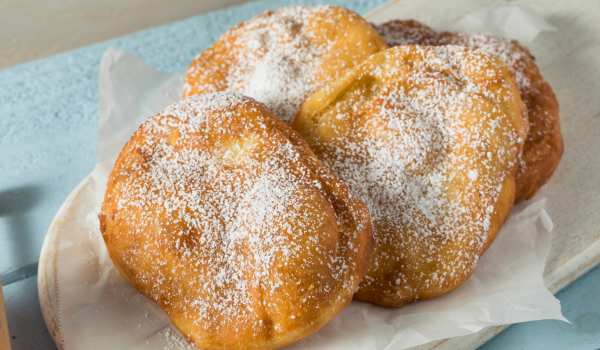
[{"x1": 1, "y1": 0, "x2": 599, "y2": 348}]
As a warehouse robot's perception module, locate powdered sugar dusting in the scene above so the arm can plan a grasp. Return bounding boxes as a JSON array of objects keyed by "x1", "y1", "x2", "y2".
[
  {"x1": 375, "y1": 21, "x2": 537, "y2": 129},
  {"x1": 228, "y1": 7, "x2": 329, "y2": 122},
  {"x1": 162, "y1": 328, "x2": 195, "y2": 350},
  {"x1": 184, "y1": 7, "x2": 333, "y2": 123},
  {"x1": 375, "y1": 20, "x2": 562, "y2": 202},
  {"x1": 184, "y1": 6, "x2": 387, "y2": 124},
  {"x1": 296, "y1": 45, "x2": 525, "y2": 304},
  {"x1": 101, "y1": 92, "x2": 367, "y2": 345},
  {"x1": 437, "y1": 32, "x2": 534, "y2": 100}
]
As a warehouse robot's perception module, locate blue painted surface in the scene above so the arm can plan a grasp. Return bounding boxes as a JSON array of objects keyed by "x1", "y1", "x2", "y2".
[
  {"x1": 0, "y1": 0, "x2": 387, "y2": 274},
  {"x1": 480, "y1": 263, "x2": 600, "y2": 350}
]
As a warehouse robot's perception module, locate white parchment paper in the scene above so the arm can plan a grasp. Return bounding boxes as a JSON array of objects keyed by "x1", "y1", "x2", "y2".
[
  {"x1": 448, "y1": 5, "x2": 557, "y2": 45},
  {"x1": 56, "y1": 5, "x2": 566, "y2": 350}
]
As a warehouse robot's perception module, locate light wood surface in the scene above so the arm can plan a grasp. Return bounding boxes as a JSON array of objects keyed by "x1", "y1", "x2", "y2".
[
  {"x1": 0, "y1": 0, "x2": 251, "y2": 69},
  {"x1": 36, "y1": 0, "x2": 600, "y2": 349},
  {"x1": 0, "y1": 276, "x2": 12, "y2": 350}
]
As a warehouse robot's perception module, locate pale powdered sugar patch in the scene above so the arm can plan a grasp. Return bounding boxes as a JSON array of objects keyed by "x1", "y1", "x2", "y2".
[
  {"x1": 161, "y1": 328, "x2": 195, "y2": 350},
  {"x1": 229, "y1": 7, "x2": 327, "y2": 122},
  {"x1": 186, "y1": 6, "x2": 336, "y2": 124}
]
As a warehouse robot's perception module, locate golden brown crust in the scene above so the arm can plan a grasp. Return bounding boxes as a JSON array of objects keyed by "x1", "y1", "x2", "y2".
[
  {"x1": 183, "y1": 5, "x2": 388, "y2": 123},
  {"x1": 374, "y1": 19, "x2": 563, "y2": 202},
  {"x1": 291, "y1": 45, "x2": 528, "y2": 308},
  {"x1": 512, "y1": 66, "x2": 563, "y2": 201},
  {"x1": 99, "y1": 92, "x2": 372, "y2": 349}
]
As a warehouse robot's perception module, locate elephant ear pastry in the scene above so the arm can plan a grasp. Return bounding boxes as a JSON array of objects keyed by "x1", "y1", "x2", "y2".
[
  {"x1": 183, "y1": 5, "x2": 388, "y2": 123},
  {"x1": 292, "y1": 45, "x2": 529, "y2": 308},
  {"x1": 99, "y1": 92, "x2": 372, "y2": 349}
]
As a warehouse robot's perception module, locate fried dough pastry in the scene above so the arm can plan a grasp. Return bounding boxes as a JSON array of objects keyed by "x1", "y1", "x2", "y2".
[
  {"x1": 99, "y1": 92, "x2": 372, "y2": 349},
  {"x1": 291, "y1": 45, "x2": 529, "y2": 308},
  {"x1": 183, "y1": 5, "x2": 388, "y2": 123},
  {"x1": 375, "y1": 20, "x2": 563, "y2": 202}
]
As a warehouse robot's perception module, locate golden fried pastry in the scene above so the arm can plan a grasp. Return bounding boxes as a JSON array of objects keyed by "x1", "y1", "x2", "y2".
[
  {"x1": 375, "y1": 20, "x2": 563, "y2": 202},
  {"x1": 183, "y1": 5, "x2": 388, "y2": 124},
  {"x1": 291, "y1": 45, "x2": 529, "y2": 308},
  {"x1": 99, "y1": 92, "x2": 372, "y2": 349}
]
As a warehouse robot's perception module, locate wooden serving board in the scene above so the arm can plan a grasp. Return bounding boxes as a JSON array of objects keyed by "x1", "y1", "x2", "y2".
[
  {"x1": 39, "y1": 0, "x2": 600, "y2": 349},
  {"x1": 0, "y1": 276, "x2": 12, "y2": 350},
  {"x1": 38, "y1": 176, "x2": 92, "y2": 350}
]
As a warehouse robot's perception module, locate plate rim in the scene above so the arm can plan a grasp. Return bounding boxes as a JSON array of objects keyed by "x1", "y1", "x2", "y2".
[{"x1": 38, "y1": 174, "x2": 93, "y2": 350}]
